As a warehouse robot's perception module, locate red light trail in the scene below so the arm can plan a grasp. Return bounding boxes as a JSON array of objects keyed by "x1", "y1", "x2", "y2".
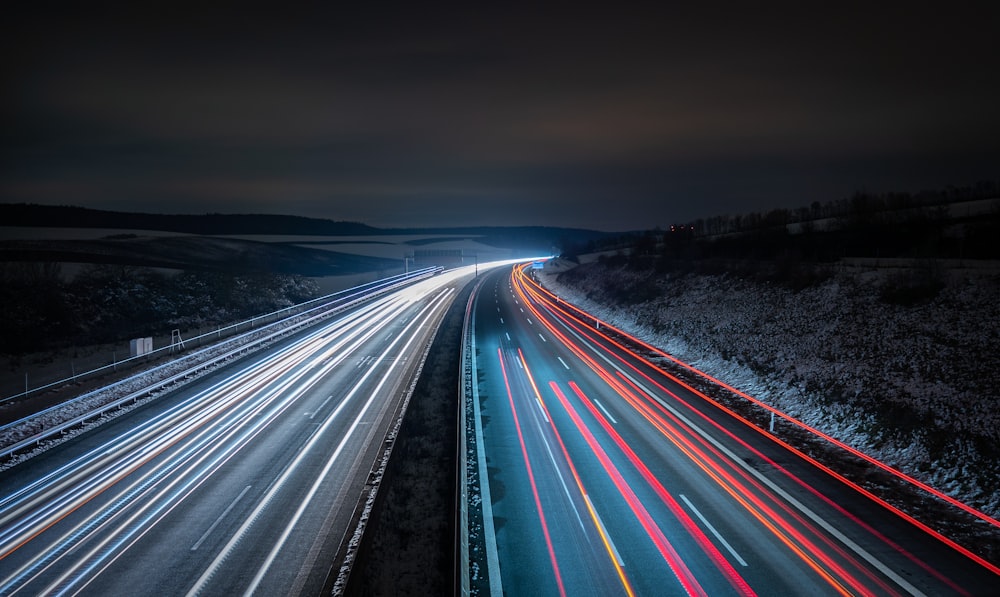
[
  {"x1": 497, "y1": 262, "x2": 1000, "y2": 593},
  {"x1": 498, "y1": 347, "x2": 567, "y2": 597}
]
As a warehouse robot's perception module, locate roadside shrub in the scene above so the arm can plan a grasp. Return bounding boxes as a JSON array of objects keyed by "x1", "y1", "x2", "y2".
[
  {"x1": 879, "y1": 262, "x2": 945, "y2": 306},
  {"x1": 1, "y1": 266, "x2": 320, "y2": 354}
]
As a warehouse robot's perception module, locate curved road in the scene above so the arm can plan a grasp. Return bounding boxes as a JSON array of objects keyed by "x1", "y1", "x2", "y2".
[
  {"x1": 468, "y1": 264, "x2": 1000, "y2": 596},
  {"x1": 0, "y1": 267, "x2": 482, "y2": 596}
]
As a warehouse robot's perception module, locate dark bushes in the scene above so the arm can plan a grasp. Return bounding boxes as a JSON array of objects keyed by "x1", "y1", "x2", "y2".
[
  {"x1": 879, "y1": 262, "x2": 945, "y2": 306},
  {"x1": 0, "y1": 264, "x2": 319, "y2": 354}
]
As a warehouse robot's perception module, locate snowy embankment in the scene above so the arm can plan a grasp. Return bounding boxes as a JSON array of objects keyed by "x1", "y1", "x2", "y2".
[
  {"x1": 539, "y1": 259, "x2": 1000, "y2": 519},
  {"x1": 0, "y1": 322, "x2": 286, "y2": 472},
  {"x1": 0, "y1": 271, "x2": 435, "y2": 470}
]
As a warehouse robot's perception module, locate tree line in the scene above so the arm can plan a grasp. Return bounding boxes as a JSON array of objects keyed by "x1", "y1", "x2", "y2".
[
  {"x1": 687, "y1": 180, "x2": 998, "y2": 237},
  {"x1": 568, "y1": 181, "x2": 1000, "y2": 263},
  {"x1": 0, "y1": 263, "x2": 318, "y2": 355}
]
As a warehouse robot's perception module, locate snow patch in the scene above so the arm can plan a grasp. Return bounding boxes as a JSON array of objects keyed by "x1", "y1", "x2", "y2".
[{"x1": 540, "y1": 260, "x2": 1000, "y2": 518}]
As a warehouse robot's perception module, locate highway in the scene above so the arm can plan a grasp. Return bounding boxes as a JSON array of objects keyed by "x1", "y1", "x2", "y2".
[
  {"x1": 0, "y1": 266, "x2": 480, "y2": 596},
  {"x1": 467, "y1": 263, "x2": 1000, "y2": 596}
]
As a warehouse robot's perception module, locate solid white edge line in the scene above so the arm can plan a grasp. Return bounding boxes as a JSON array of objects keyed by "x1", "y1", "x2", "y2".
[
  {"x1": 620, "y1": 372, "x2": 928, "y2": 597},
  {"x1": 471, "y1": 294, "x2": 504, "y2": 596},
  {"x1": 543, "y1": 299, "x2": 928, "y2": 597},
  {"x1": 243, "y1": 289, "x2": 455, "y2": 596},
  {"x1": 186, "y1": 290, "x2": 450, "y2": 597}
]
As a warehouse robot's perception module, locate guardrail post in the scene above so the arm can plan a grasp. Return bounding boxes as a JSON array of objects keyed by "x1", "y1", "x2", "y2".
[{"x1": 1, "y1": 268, "x2": 441, "y2": 409}]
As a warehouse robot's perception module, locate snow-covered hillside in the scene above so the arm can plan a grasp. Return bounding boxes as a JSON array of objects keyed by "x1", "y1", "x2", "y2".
[{"x1": 539, "y1": 259, "x2": 1000, "y2": 518}]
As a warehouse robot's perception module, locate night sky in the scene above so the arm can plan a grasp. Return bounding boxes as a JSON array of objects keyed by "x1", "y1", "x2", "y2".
[{"x1": 3, "y1": 3, "x2": 998, "y2": 231}]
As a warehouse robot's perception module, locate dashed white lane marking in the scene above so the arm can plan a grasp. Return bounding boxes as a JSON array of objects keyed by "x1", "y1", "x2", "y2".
[
  {"x1": 680, "y1": 494, "x2": 748, "y2": 567},
  {"x1": 192, "y1": 485, "x2": 252, "y2": 551},
  {"x1": 594, "y1": 399, "x2": 618, "y2": 424}
]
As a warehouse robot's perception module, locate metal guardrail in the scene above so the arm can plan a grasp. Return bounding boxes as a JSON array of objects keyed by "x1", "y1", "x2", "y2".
[
  {"x1": 1, "y1": 267, "x2": 443, "y2": 460},
  {"x1": 457, "y1": 275, "x2": 501, "y2": 596},
  {"x1": 456, "y1": 279, "x2": 478, "y2": 596},
  {"x1": 1, "y1": 267, "x2": 443, "y2": 406}
]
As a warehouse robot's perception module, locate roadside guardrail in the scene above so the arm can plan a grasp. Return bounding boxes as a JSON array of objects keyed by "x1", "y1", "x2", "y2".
[
  {"x1": 1, "y1": 268, "x2": 443, "y2": 406},
  {"x1": 1, "y1": 267, "x2": 443, "y2": 460}
]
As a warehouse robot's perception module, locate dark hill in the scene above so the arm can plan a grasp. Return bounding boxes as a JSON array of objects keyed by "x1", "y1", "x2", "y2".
[
  {"x1": 0, "y1": 203, "x2": 611, "y2": 255},
  {"x1": 0, "y1": 204, "x2": 378, "y2": 236},
  {"x1": 0, "y1": 235, "x2": 398, "y2": 276}
]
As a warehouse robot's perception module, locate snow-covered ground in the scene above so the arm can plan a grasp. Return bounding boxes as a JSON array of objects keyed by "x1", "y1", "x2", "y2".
[
  {"x1": 0, "y1": 318, "x2": 293, "y2": 471},
  {"x1": 539, "y1": 259, "x2": 1000, "y2": 519},
  {"x1": 0, "y1": 273, "x2": 429, "y2": 469}
]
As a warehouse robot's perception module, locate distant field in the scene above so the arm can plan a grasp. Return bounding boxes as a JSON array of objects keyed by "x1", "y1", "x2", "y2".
[
  {"x1": 1, "y1": 228, "x2": 516, "y2": 265},
  {"x1": 0, "y1": 227, "x2": 193, "y2": 240},
  {"x1": 0, "y1": 228, "x2": 519, "y2": 279},
  {"x1": 217, "y1": 233, "x2": 516, "y2": 261},
  {"x1": 211, "y1": 233, "x2": 472, "y2": 243}
]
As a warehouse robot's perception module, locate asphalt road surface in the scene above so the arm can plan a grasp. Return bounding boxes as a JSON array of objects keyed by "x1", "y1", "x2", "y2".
[
  {"x1": 0, "y1": 267, "x2": 482, "y2": 596},
  {"x1": 469, "y1": 264, "x2": 1000, "y2": 596}
]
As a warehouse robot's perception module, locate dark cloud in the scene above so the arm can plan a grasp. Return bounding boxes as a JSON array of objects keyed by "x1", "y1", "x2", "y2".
[{"x1": 3, "y1": 3, "x2": 998, "y2": 230}]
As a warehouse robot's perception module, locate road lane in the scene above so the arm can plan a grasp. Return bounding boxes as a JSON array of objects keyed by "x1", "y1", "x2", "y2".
[
  {"x1": 0, "y1": 266, "x2": 482, "y2": 596},
  {"x1": 468, "y1": 263, "x2": 1000, "y2": 595}
]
